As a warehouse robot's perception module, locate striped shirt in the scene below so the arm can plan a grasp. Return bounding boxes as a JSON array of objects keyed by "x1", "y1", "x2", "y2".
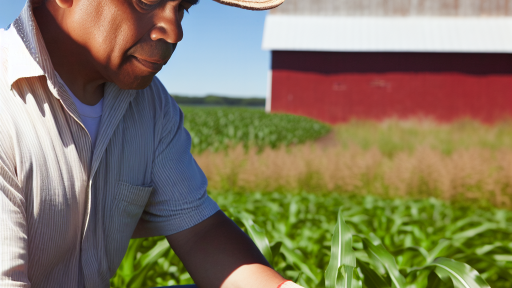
[{"x1": 0, "y1": 2, "x2": 220, "y2": 288}]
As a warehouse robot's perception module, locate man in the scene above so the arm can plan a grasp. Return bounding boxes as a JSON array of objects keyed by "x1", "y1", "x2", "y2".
[{"x1": 0, "y1": 0, "x2": 304, "y2": 287}]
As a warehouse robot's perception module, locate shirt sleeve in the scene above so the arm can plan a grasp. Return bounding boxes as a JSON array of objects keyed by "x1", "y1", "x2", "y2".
[
  {"x1": 0, "y1": 150, "x2": 30, "y2": 287},
  {"x1": 132, "y1": 82, "x2": 220, "y2": 238}
]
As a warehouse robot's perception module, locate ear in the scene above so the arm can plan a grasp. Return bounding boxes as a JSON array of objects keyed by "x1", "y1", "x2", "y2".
[{"x1": 55, "y1": 0, "x2": 73, "y2": 8}]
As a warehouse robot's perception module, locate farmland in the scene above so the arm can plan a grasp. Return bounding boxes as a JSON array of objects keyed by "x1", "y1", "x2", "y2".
[
  {"x1": 181, "y1": 107, "x2": 331, "y2": 153},
  {"x1": 196, "y1": 143, "x2": 512, "y2": 208},
  {"x1": 111, "y1": 193, "x2": 512, "y2": 288},
  {"x1": 111, "y1": 107, "x2": 512, "y2": 287},
  {"x1": 195, "y1": 117, "x2": 512, "y2": 209}
]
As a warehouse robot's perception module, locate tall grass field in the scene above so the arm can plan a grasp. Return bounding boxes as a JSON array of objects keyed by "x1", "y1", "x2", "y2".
[{"x1": 111, "y1": 107, "x2": 512, "y2": 287}]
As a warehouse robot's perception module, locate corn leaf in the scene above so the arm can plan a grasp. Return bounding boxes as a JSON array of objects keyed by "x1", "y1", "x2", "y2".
[
  {"x1": 357, "y1": 259, "x2": 390, "y2": 288},
  {"x1": 427, "y1": 239, "x2": 451, "y2": 263},
  {"x1": 281, "y1": 245, "x2": 319, "y2": 283},
  {"x1": 325, "y1": 208, "x2": 356, "y2": 288},
  {"x1": 427, "y1": 258, "x2": 490, "y2": 288},
  {"x1": 426, "y1": 270, "x2": 452, "y2": 288},
  {"x1": 231, "y1": 210, "x2": 273, "y2": 264},
  {"x1": 270, "y1": 241, "x2": 283, "y2": 267},
  {"x1": 360, "y1": 237, "x2": 406, "y2": 288},
  {"x1": 137, "y1": 238, "x2": 170, "y2": 268}
]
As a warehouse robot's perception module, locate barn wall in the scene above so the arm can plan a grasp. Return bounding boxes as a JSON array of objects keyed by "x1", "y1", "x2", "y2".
[
  {"x1": 271, "y1": 51, "x2": 512, "y2": 123},
  {"x1": 271, "y1": 0, "x2": 512, "y2": 16}
]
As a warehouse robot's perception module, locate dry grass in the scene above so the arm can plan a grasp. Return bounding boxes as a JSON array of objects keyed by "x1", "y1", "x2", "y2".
[
  {"x1": 195, "y1": 118, "x2": 512, "y2": 208},
  {"x1": 334, "y1": 118, "x2": 512, "y2": 156}
]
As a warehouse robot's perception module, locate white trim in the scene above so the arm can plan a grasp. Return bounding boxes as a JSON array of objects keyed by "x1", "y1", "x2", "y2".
[
  {"x1": 263, "y1": 15, "x2": 512, "y2": 53},
  {"x1": 265, "y1": 70, "x2": 273, "y2": 113}
]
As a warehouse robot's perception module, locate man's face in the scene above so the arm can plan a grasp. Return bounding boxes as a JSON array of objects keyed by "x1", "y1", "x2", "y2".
[{"x1": 64, "y1": 0, "x2": 194, "y2": 89}]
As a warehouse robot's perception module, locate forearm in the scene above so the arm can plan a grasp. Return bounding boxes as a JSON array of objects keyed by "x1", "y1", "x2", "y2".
[
  {"x1": 221, "y1": 263, "x2": 285, "y2": 288},
  {"x1": 167, "y1": 211, "x2": 285, "y2": 288}
]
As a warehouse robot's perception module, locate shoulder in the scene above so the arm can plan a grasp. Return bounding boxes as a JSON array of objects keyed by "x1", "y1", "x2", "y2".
[
  {"x1": 0, "y1": 28, "x2": 8, "y2": 81},
  {"x1": 0, "y1": 24, "x2": 18, "y2": 71},
  {"x1": 0, "y1": 28, "x2": 13, "y2": 116},
  {"x1": 0, "y1": 26, "x2": 7, "y2": 50}
]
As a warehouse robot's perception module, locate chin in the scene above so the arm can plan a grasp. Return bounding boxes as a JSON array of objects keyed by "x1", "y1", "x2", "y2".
[
  {"x1": 115, "y1": 74, "x2": 155, "y2": 90},
  {"x1": 112, "y1": 61, "x2": 159, "y2": 90}
]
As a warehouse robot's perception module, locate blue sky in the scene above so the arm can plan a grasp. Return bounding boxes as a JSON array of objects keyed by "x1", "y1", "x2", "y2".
[{"x1": 0, "y1": 0, "x2": 270, "y2": 98}]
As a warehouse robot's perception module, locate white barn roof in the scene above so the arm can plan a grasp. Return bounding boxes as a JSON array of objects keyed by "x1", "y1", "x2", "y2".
[
  {"x1": 269, "y1": 0, "x2": 512, "y2": 17},
  {"x1": 262, "y1": 15, "x2": 512, "y2": 53}
]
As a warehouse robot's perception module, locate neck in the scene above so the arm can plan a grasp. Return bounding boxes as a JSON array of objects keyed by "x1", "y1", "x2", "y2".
[{"x1": 33, "y1": 2, "x2": 105, "y2": 106}]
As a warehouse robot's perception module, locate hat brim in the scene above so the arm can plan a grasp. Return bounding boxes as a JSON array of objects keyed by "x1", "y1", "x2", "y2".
[{"x1": 213, "y1": 0, "x2": 285, "y2": 11}]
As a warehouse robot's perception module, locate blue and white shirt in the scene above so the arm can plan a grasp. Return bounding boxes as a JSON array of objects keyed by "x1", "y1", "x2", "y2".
[{"x1": 0, "y1": 2, "x2": 219, "y2": 288}]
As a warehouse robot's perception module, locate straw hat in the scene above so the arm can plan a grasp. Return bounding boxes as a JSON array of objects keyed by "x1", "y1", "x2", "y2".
[{"x1": 214, "y1": 0, "x2": 285, "y2": 10}]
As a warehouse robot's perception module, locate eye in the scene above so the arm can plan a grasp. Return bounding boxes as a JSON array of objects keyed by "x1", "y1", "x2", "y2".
[{"x1": 136, "y1": 0, "x2": 160, "y2": 11}]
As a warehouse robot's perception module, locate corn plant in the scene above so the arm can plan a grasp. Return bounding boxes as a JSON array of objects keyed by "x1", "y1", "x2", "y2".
[
  {"x1": 181, "y1": 107, "x2": 331, "y2": 153},
  {"x1": 111, "y1": 193, "x2": 512, "y2": 288},
  {"x1": 323, "y1": 208, "x2": 490, "y2": 288}
]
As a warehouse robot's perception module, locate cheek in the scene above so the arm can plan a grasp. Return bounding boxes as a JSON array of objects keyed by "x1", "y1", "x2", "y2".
[{"x1": 70, "y1": 0, "x2": 148, "y2": 70}]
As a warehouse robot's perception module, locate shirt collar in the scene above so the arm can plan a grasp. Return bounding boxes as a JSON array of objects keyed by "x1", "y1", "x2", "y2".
[{"x1": 7, "y1": 0, "x2": 61, "y2": 98}]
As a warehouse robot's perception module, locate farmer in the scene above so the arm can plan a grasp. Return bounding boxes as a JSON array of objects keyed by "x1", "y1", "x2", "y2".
[{"x1": 0, "y1": 0, "x2": 304, "y2": 287}]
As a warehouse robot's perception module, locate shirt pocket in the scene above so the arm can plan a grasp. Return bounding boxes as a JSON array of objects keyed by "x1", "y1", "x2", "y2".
[
  {"x1": 106, "y1": 182, "x2": 153, "y2": 275},
  {"x1": 115, "y1": 182, "x2": 153, "y2": 208}
]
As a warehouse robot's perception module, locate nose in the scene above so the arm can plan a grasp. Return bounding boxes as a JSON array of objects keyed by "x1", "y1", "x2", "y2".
[{"x1": 150, "y1": 1, "x2": 184, "y2": 43}]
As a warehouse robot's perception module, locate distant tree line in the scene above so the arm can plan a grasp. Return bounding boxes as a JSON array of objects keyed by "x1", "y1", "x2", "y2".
[{"x1": 171, "y1": 95, "x2": 265, "y2": 107}]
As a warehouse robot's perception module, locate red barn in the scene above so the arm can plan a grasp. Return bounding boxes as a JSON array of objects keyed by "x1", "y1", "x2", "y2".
[{"x1": 263, "y1": 0, "x2": 512, "y2": 124}]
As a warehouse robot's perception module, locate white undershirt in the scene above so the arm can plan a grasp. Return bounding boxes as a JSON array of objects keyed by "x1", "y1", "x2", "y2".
[{"x1": 57, "y1": 74, "x2": 103, "y2": 151}]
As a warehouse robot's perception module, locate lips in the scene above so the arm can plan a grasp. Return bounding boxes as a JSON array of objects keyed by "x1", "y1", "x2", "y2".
[{"x1": 132, "y1": 56, "x2": 166, "y2": 72}]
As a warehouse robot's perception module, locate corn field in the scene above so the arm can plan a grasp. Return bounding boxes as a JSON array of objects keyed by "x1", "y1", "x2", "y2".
[
  {"x1": 111, "y1": 193, "x2": 512, "y2": 288},
  {"x1": 110, "y1": 109, "x2": 512, "y2": 287},
  {"x1": 181, "y1": 107, "x2": 331, "y2": 153}
]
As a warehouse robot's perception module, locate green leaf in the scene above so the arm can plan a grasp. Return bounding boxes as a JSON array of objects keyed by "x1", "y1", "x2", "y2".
[
  {"x1": 281, "y1": 245, "x2": 319, "y2": 283},
  {"x1": 120, "y1": 238, "x2": 170, "y2": 287},
  {"x1": 231, "y1": 210, "x2": 273, "y2": 264},
  {"x1": 426, "y1": 270, "x2": 452, "y2": 288},
  {"x1": 493, "y1": 254, "x2": 512, "y2": 262},
  {"x1": 271, "y1": 241, "x2": 283, "y2": 266},
  {"x1": 360, "y1": 237, "x2": 406, "y2": 288},
  {"x1": 325, "y1": 208, "x2": 356, "y2": 288},
  {"x1": 452, "y1": 223, "x2": 499, "y2": 246},
  {"x1": 392, "y1": 246, "x2": 429, "y2": 261},
  {"x1": 137, "y1": 238, "x2": 170, "y2": 268},
  {"x1": 316, "y1": 274, "x2": 326, "y2": 288},
  {"x1": 357, "y1": 259, "x2": 390, "y2": 288},
  {"x1": 126, "y1": 264, "x2": 152, "y2": 288},
  {"x1": 427, "y1": 240, "x2": 451, "y2": 263},
  {"x1": 117, "y1": 239, "x2": 144, "y2": 278},
  {"x1": 427, "y1": 258, "x2": 491, "y2": 288},
  {"x1": 294, "y1": 272, "x2": 304, "y2": 283},
  {"x1": 335, "y1": 266, "x2": 355, "y2": 288}
]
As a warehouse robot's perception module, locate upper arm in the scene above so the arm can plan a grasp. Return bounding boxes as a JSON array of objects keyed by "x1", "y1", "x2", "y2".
[
  {"x1": 134, "y1": 80, "x2": 285, "y2": 288},
  {"x1": 132, "y1": 79, "x2": 219, "y2": 238},
  {"x1": 0, "y1": 137, "x2": 30, "y2": 286},
  {"x1": 166, "y1": 210, "x2": 277, "y2": 288},
  {"x1": 0, "y1": 52, "x2": 29, "y2": 285}
]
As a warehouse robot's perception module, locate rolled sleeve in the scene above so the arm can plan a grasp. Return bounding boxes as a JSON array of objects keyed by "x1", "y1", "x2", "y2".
[{"x1": 132, "y1": 89, "x2": 219, "y2": 238}]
